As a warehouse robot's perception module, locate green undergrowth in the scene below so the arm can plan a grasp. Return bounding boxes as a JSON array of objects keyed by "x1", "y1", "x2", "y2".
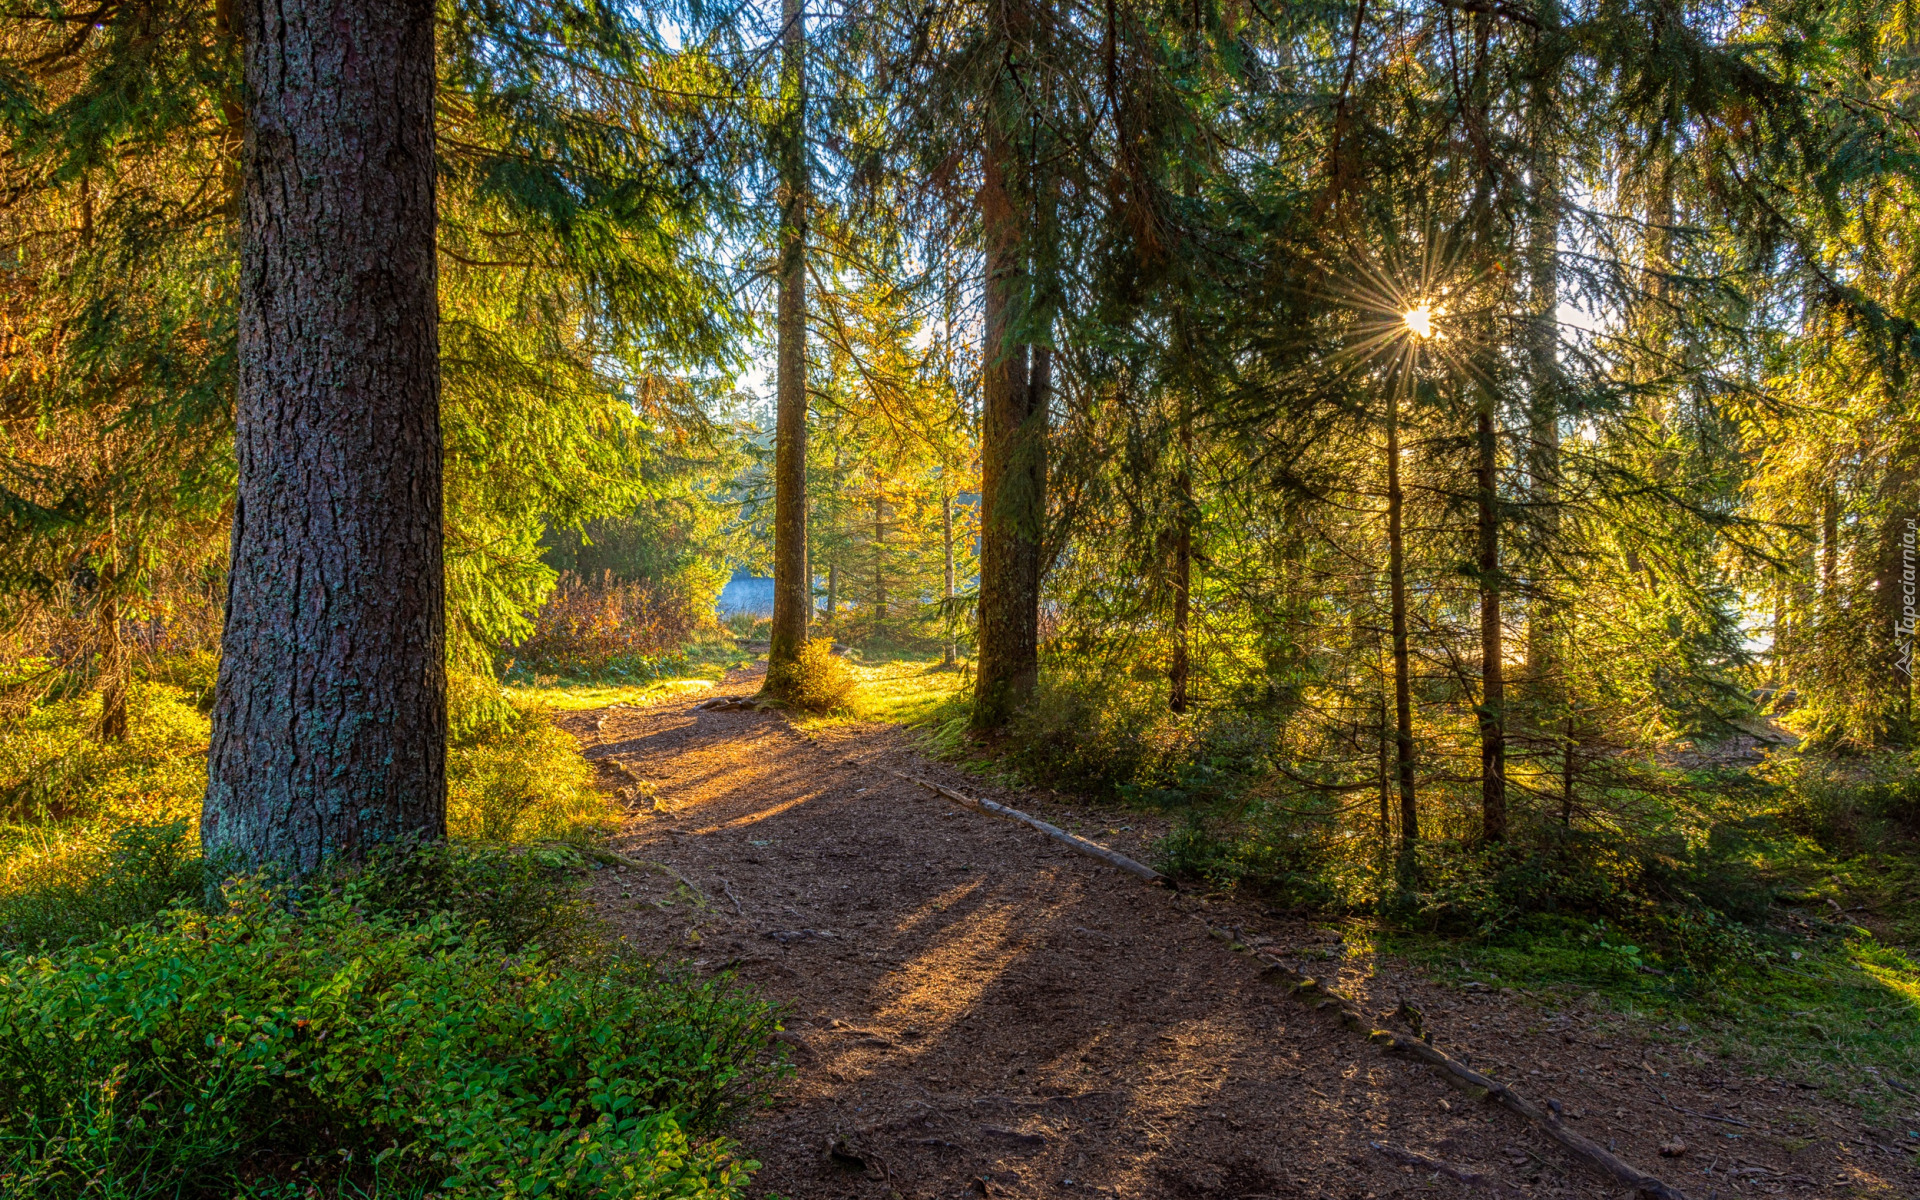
[
  {"x1": 504, "y1": 641, "x2": 751, "y2": 712},
  {"x1": 786, "y1": 648, "x2": 968, "y2": 728},
  {"x1": 1380, "y1": 920, "x2": 1920, "y2": 1114},
  {"x1": 891, "y1": 668, "x2": 1920, "y2": 1110},
  {"x1": 0, "y1": 672, "x2": 619, "y2": 950},
  {"x1": 0, "y1": 842, "x2": 785, "y2": 1198},
  {"x1": 764, "y1": 638, "x2": 857, "y2": 714}
]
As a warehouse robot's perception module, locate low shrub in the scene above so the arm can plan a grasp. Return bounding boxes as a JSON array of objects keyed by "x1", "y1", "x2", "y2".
[
  {"x1": 1393, "y1": 826, "x2": 1773, "y2": 977},
  {"x1": 0, "y1": 874, "x2": 784, "y2": 1199},
  {"x1": 336, "y1": 839, "x2": 603, "y2": 962},
  {"x1": 506, "y1": 571, "x2": 701, "y2": 682},
  {"x1": 1002, "y1": 673, "x2": 1182, "y2": 796},
  {"x1": 765, "y1": 638, "x2": 855, "y2": 713},
  {"x1": 448, "y1": 673, "x2": 615, "y2": 844},
  {"x1": 0, "y1": 681, "x2": 207, "y2": 827},
  {"x1": 1157, "y1": 803, "x2": 1347, "y2": 909},
  {"x1": 0, "y1": 819, "x2": 204, "y2": 951},
  {"x1": 1773, "y1": 754, "x2": 1920, "y2": 852}
]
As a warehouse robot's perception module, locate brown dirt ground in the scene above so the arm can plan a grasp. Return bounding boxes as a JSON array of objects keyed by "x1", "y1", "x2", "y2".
[{"x1": 558, "y1": 665, "x2": 1920, "y2": 1200}]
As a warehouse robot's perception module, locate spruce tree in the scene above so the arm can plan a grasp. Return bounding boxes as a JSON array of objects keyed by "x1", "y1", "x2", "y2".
[{"x1": 202, "y1": 0, "x2": 446, "y2": 870}]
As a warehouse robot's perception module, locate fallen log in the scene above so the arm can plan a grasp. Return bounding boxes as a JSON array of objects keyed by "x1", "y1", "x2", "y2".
[
  {"x1": 891, "y1": 772, "x2": 1169, "y2": 886},
  {"x1": 1223, "y1": 930, "x2": 1689, "y2": 1200},
  {"x1": 889, "y1": 769, "x2": 1687, "y2": 1198}
]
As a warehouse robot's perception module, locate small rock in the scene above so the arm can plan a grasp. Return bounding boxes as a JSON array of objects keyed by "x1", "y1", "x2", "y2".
[{"x1": 1659, "y1": 1138, "x2": 1688, "y2": 1157}]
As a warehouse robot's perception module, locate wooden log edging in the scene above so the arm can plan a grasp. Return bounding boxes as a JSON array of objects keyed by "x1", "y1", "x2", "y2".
[
  {"x1": 1213, "y1": 928, "x2": 1690, "y2": 1200},
  {"x1": 895, "y1": 768, "x2": 1685, "y2": 1198},
  {"x1": 892, "y1": 772, "x2": 1170, "y2": 885}
]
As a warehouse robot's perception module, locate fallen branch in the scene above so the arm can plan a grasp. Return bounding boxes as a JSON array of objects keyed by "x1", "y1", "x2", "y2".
[
  {"x1": 892, "y1": 772, "x2": 1168, "y2": 885},
  {"x1": 1231, "y1": 934, "x2": 1689, "y2": 1200},
  {"x1": 585, "y1": 847, "x2": 711, "y2": 906},
  {"x1": 1369, "y1": 1141, "x2": 1507, "y2": 1193}
]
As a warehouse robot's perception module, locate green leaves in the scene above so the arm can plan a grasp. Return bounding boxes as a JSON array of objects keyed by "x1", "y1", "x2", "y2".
[{"x1": 0, "y1": 870, "x2": 784, "y2": 1198}]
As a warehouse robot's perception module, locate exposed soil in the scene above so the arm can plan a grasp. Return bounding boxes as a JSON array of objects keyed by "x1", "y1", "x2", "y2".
[{"x1": 559, "y1": 665, "x2": 1918, "y2": 1200}]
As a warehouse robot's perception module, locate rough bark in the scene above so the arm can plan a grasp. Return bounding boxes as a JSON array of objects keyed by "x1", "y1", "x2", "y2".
[
  {"x1": 1387, "y1": 386, "x2": 1418, "y2": 863},
  {"x1": 767, "y1": 0, "x2": 810, "y2": 681},
  {"x1": 1376, "y1": 691, "x2": 1391, "y2": 847},
  {"x1": 972, "y1": 79, "x2": 1046, "y2": 732},
  {"x1": 203, "y1": 0, "x2": 445, "y2": 871},
  {"x1": 1477, "y1": 398, "x2": 1507, "y2": 843},
  {"x1": 95, "y1": 499, "x2": 128, "y2": 744},
  {"x1": 1821, "y1": 489, "x2": 1839, "y2": 598}
]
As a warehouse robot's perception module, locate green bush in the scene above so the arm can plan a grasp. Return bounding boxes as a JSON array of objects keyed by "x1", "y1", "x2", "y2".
[
  {"x1": 1157, "y1": 803, "x2": 1346, "y2": 909},
  {"x1": 448, "y1": 674, "x2": 615, "y2": 844},
  {"x1": 1398, "y1": 829, "x2": 1771, "y2": 977},
  {"x1": 0, "y1": 682, "x2": 207, "y2": 828},
  {"x1": 765, "y1": 638, "x2": 854, "y2": 713},
  {"x1": 1773, "y1": 755, "x2": 1920, "y2": 852},
  {"x1": 336, "y1": 839, "x2": 604, "y2": 963},
  {"x1": 0, "y1": 819, "x2": 204, "y2": 951},
  {"x1": 1003, "y1": 673, "x2": 1181, "y2": 796},
  {"x1": 0, "y1": 877, "x2": 783, "y2": 1199}
]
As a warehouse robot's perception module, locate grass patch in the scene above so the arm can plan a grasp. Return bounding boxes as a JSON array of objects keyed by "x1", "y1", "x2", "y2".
[
  {"x1": 1381, "y1": 920, "x2": 1920, "y2": 1114},
  {"x1": 784, "y1": 650, "x2": 971, "y2": 729},
  {"x1": 504, "y1": 642, "x2": 752, "y2": 711}
]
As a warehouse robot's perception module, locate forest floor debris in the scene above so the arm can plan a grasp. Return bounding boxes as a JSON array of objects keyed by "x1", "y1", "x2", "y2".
[{"x1": 560, "y1": 664, "x2": 1920, "y2": 1200}]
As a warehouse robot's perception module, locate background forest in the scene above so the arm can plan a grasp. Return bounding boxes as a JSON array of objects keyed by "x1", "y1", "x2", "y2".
[{"x1": 2, "y1": 0, "x2": 1920, "y2": 1192}]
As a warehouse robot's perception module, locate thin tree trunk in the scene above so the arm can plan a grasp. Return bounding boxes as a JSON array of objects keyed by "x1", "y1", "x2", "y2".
[
  {"x1": 1387, "y1": 385, "x2": 1418, "y2": 865},
  {"x1": 1524, "y1": 106, "x2": 1561, "y2": 686},
  {"x1": 827, "y1": 562, "x2": 838, "y2": 619},
  {"x1": 95, "y1": 499, "x2": 128, "y2": 744},
  {"x1": 1170, "y1": 393, "x2": 1193, "y2": 714},
  {"x1": 96, "y1": 588, "x2": 128, "y2": 743},
  {"x1": 874, "y1": 492, "x2": 887, "y2": 620},
  {"x1": 205, "y1": 0, "x2": 444, "y2": 871},
  {"x1": 1377, "y1": 689, "x2": 1391, "y2": 848},
  {"x1": 1772, "y1": 571, "x2": 1788, "y2": 685},
  {"x1": 1560, "y1": 712, "x2": 1575, "y2": 825},
  {"x1": 1821, "y1": 489, "x2": 1839, "y2": 597},
  {"x1": 942, "y1": 487, "x2": 957, "y2": 666},
  {"x1": 767, "y1": 0, "x2": 810, "y2": 682},
  {"x1": 972, "y1": 57, "x2": 1045, "y2": 730},
  {"x1": 1477, "y1": 397, "x2": 1507, "y2": 843}
]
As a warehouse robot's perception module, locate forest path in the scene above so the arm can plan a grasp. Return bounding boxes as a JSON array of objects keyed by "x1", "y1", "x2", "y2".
[{"x1": 558, "y1": 665, "x2": 1910, "y2": 1200}]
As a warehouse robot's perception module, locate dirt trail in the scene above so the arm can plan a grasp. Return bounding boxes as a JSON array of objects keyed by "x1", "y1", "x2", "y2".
[{"x1": 560, "y1": 666, "x2": 1916, "y2": 1200}]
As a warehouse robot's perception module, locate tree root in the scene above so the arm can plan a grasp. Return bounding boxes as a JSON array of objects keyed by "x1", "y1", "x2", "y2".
[{"x1": 584, "y1": 847, "x2": 712, "y2": 907}]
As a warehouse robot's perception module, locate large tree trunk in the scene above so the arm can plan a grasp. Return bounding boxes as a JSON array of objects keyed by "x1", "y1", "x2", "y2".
[
  {"x1": 972, "y1": 85, "x2": 1046, "y2": 731},
  {"x1": 204, "y1": 0, "x2": 445, "y2": 872},
  {"x1": 767, "y1": 0, "x2": 810, "y2": 682},
  {"x1": 1387, "y1": 385, "x2": 1418, "y2": 867},
  {"x1": 1477, "y1": 397, "x2": 1507, "y2": 843}
]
